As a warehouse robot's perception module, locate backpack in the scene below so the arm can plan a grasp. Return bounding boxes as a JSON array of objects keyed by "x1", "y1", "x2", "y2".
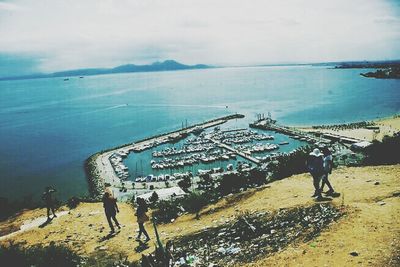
[{"x1": 307, "y1": 155, "x2": 324, "y2": 176}]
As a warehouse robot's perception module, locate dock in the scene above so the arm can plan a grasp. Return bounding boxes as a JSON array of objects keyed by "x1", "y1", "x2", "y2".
[
  {"x1": 213, "y1": 140, "x2": 261, "y2": 164},
  {"x1": 250, "y1": 119, "x2": 331, "y2": 144}
]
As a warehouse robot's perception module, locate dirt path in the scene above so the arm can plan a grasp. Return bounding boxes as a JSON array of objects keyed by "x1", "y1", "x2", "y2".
[{"x1": 0, "y1": 211, "x2": 69, "y2": 241}]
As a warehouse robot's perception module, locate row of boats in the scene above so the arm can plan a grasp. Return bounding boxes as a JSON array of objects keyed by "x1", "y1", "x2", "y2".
[
  {"x1": 109, "y1": 152, "x2": 130, "y2": 180},
  {"x1": 136, "y1": 161, "x2": 254, "y2": 183},
  {"x1": 135, "y1": 171, "x2": 193, "y2": 183},
  {"x1": 234, "y1": 142, "x2": 280, "y2": 154},
  {"x1": 152, "y1": 143, "x2": 215, "y2": 157},
  {"x1": 151, "y1": 149, "x2": 237, "y2": 170},
  {"x1": 290, "y1": 135, "x2": 315, "y2": 142},
  {"x1": 210, "y1": 130, "x2": 274, "y2": 145}
]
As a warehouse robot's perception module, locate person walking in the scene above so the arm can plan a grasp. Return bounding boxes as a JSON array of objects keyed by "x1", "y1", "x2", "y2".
[
  {"x1": 42, "y1": 186, "x2": 57, "y2": 220},
  {"x1": 321, "y1": 147, "x2": 335, "y2": 195},
  {"x1": 102, "y1": 191, "x2": 121, "y2": 234},
  {"x1": 135, "y1": 197, "x2": 150, "y2": 242},
  {"x1": 306, "y1": 148, "x2": 324, "y2": 200}
]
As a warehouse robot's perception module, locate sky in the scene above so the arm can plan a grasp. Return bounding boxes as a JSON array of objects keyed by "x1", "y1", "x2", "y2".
[{"x1": 0, "y1": 0, "x2": 400, "y2": 76}]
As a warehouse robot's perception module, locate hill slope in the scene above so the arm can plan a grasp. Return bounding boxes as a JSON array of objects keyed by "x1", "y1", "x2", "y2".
[{"x1": 1, "y1": 165, "x2": 399, "y2": 266}]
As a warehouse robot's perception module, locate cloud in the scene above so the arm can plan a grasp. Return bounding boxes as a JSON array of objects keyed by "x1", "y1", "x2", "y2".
[{"x1": 0, "y1": 0, "x2": 399, "y2": 73}]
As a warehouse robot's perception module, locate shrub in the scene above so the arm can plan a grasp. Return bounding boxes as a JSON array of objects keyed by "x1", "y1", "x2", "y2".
[
  {"x1": 362, "y1": 133, "x2": 400, "y2": 165},
  {"x1": 248, "y1": 168, "x2": 267, "y2": 186},
  {"x1": 177, "y1": 176, "x2": 191, "y2": 192},
  {"x1": 181, "y1": 192, "x2": 208, "y2": 219},
  {"x1": 149, "y1": 192, "x2": 159, "y2": 208},
  {"x1": 218, "y1": 172, "x2": 247, "y2": 196},
  {"x1": 66, "y1": 197, "x2": 80, "y2": 209},
  {"x1": 152, "y1": 199, "x2": 182, "y2": 224},
  {"x1": 269, "y1": 146, "x2": 312, "y2": 180}
]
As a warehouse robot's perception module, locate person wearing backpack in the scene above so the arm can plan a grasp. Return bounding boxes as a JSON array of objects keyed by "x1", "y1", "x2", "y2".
[
  {"x1": 135, "y1": 197, "x2": 150, "y2": 242},
  {"x1": 321, "y1": 147, "x2": 335, "y2": 196},
  {"x1": 42, "y1": 186, "x2": 57, "y2": 220},
  {"x1": 306, "y1": 148, "x2": 324, "y2": 200},
  {"x1": 102, "y1": 191, "x2": 121, "y2": 234}
]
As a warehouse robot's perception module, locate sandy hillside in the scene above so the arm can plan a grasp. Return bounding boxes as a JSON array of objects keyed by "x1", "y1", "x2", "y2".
[{"x1": 1, "y1": 165, "x2": 399, "y2": 266}]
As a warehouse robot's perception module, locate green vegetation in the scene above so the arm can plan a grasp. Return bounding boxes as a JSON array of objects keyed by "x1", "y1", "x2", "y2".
[
  {"x1": 181, "y1": 192, "x2": 208, "y2": 219},
  {"x1": 361, "y1": 67, "x2": 400, "y2": 79},
  {"x1": 268, "y1": 146, "x2": 313, "y2": 180},
  {"x1": 177, "y1": 176, "x2": 192, "y2": 192},
  {"x1": 152, "y1": 199, "x2": 183, "y2": 224},
  {"x1": 362, "y1": 133, "x2": 400, "y2": 165}
]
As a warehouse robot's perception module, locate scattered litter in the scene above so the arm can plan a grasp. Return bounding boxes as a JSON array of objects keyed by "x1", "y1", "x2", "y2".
[
  {"x1": 350, "y1": 251, "x2": 359, "y2": 256},
  {"x1": 170, "y1": 203, "x2": 343, "y2": 265}
]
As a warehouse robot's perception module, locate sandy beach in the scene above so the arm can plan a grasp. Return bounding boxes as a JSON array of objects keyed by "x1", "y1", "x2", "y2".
[{"x1": 298, "y1": 115, "x2": 400, "y2": 142}]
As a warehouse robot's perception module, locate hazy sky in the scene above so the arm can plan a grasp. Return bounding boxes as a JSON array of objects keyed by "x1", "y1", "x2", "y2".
[{"x1": 0, "y1": 0, "x2": 399, "y2": 75}]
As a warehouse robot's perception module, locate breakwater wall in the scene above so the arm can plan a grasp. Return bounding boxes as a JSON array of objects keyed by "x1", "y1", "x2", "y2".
[{"x1": 84, "y1": 153, "x2": 105, "y2": 201}]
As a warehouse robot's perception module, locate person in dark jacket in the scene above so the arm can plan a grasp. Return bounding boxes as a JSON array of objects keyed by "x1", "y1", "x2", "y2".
[
  {"x1": 42, "y1": 186, "x2": 57, "y2": 220},
  {"x1": 102, "y1": 191, "x2": 121, "y2": 233},
  {"x1": 135, "y1": 197, "x2": 150, "y2": 242},
  {"x1": 306, "y1": 148, "x2": 324, "y2": 200}
]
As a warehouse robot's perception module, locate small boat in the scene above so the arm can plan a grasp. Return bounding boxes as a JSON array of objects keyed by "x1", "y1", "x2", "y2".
[
  {"x1": 63, "y1": 78, "x2": 69, "y2": 81},
  {"x1": 192, "y1": 126, "x2": 204, "y2": 135},
  {"x1": 227, "y1": 164, "x2": 233, "y2": 171},
  {"x1": 279, "y1": 141, "x2": 289, "y2": 145}
]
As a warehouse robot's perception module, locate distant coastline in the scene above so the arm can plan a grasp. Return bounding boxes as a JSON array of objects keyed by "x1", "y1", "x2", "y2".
[
  {"x1": 332, "y1": 60, "x2": 400, "y2": 79},
  {"x1": 360, "y1": 68, "x2": 400, "y2": 79},
  {"x1": 0, "y1": 60, "x2": 212, "y2": 81}
]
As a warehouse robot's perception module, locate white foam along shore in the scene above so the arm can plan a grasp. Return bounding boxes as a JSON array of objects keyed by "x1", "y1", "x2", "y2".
[{"x1": 86, "y1": 114, "x2": 245, "y2": 201}]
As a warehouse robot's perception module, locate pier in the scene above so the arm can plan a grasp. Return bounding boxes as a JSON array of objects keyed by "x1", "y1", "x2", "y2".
[
  {"x1": 250, "y1": 118, "x2": 331, "y2": 144},
  {"x1": 211, "y1": 140, "x2": 261, "y2": 165}
]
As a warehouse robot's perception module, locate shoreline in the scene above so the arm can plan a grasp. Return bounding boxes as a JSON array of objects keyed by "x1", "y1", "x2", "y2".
[
  {"x1": 85, "y1": 114, "x2": 245, "y2": 201},
  {"x1": 295, "y1": 114, "x2": 400, "y2": 143}
]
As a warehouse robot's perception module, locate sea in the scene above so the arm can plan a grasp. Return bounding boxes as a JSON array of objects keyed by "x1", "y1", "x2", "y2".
[{"x1": 0, "y1": 65, "x2": 399, "y2": 201}]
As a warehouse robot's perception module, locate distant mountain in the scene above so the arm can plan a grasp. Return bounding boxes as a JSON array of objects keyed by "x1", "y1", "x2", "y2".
[{"x1": 0, "y1": 60, "x2": 212, "y2": 81}]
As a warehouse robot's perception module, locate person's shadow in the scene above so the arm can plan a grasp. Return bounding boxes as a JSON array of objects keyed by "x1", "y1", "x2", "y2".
[
  {"x1": 99, "y1": 231, "x2": 119, "y2": 242},
  {"x1": 135, "y1": 240, "x2": 150, "y2": 253},
  {"x1": 330, "y1": 192, "x2": 341, "y2": 198},
  {"x1": 315, "y1": 196, "x2": 333, "y2": 202},
  {"x1": 39, "y1": 218, "x2": 52, "y2": 228}
]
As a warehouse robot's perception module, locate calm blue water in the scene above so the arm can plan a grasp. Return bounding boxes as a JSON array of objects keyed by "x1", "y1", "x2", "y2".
[{"x1": 0, "y1": 66, "x2": 399, "y2": 200}]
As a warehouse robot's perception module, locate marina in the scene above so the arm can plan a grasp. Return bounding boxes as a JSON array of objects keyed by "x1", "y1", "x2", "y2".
[
  {"x1": 87, "y1": 113, "x2": 314, "y2": 201},
  {"x1": 87, "y1": 110, "x2": 378, "y2": 202}
]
